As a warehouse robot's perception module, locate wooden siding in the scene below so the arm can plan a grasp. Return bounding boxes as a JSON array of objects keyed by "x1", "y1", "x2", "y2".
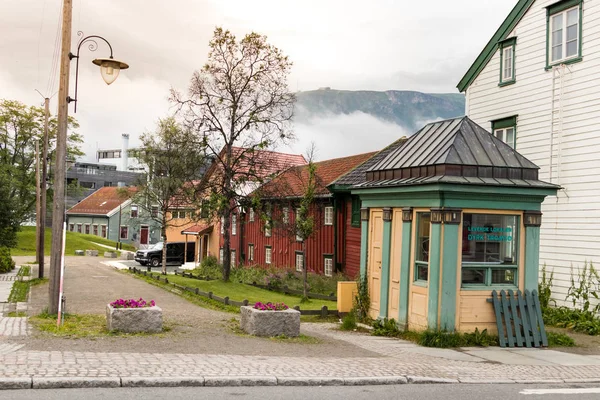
[
  {"x1": 343, "y1": 197, "x2": 362, "y2": 279},
  {"x1": 466, "y1": 0, "x2": 600, "y2": 305},
  {"x1": 240, "y1": 200, "x2": 335, "y2": 274}
]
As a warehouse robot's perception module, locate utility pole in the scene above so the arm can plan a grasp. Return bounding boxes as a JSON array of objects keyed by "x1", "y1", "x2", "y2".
[
  {"x1": 49, "y1": 0, "x2": 72, "y2": 314},
  {"x1": 35, "y1": 141, "x2": 41, "y2": 265},
  {"x1": 39, "y1": 97, "x2": 50, "y2": 279}
]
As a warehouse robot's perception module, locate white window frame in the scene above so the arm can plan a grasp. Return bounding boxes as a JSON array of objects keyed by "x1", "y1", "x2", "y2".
[
  {"x1": 494, "y1": 127, "x2": 516, "y2": 149},
  {"x1": 549, "y1": 5, "x2": 580, "y2": 65},
  {"x1": 282, "y1": 207, "x2": 289, "y2": 224},
  {"x1": 69, "y1": 223, "x2": 74, "y2": 232},
  {"x1": 77, "y1": 223, "x2": 82, "y2": 233},
  {"x1": 324, "y1": 206, "x2": 334, "y2": 226},
  {"x1": 248, "y1": 244, "x2": 254, "y2": 262},
  {"x1": 92, "y1": 224, "x2": 98, "y2": 236},
  {"x1": 231, "y1": 249, "x2": 236, "y2": 265},
  {"x1": 265, "y1": 221, "x2": 272, "y2": 237},
  {"x1": 84, "y1": 224, "x2": 90, "y2": 234},
  {"x1": 265, "y1": 247, "x2": 272, "y2": 264},
  {"x1": 232, "y1": 214, "x2": 237, "y2": 236},
  {"x1": 101, "y1": 225, "x2": 107, "y2": 238},
  {"x1": 151, "y1": 205, "x2": 159, "y2": 218},
  {"x1": 249, "y1": 208, "x2": 255, "y2": 222},
  {"x1": 219, "y1": 248, "x2": 224, "y2": 263},
  {"x1": 130, "y1": 204, "x2": 139, "y2": 218},
  {"x1": 296, "y1": 208, "x2": 302, "y2": 241},
  {"x1": 295, "y1": 251, "x2": 304, "y2": 272},
  {"x1": 324, "y1": 256, "x2": 333, "y2": 277},
  {"x1": 120, "y1": 225, "x2": 129, "y2": 240},
  {"x1": 502, "y1": 45, "x2": 514, "y2": 82}
]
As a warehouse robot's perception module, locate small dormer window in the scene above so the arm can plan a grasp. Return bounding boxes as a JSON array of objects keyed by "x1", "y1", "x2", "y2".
[{"x1": 491, "y1": 116, "x2": 517, "y2": 149}]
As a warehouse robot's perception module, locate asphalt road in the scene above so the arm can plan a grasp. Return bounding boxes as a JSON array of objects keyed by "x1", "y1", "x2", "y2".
[{"x1": 2, "y1": 384, "x2": 600, "y2": 400}]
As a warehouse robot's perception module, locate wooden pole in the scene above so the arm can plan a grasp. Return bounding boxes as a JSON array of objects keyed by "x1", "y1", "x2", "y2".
[
  {"x1": 35, "y1": 140, "x2": 41, "y2": 264},
  {"x1": 39, "y1": 97, "x2": 50, "y2": 279},
  {"x1": 49, "y1": 0, "x2": 72, "y2": 315}
]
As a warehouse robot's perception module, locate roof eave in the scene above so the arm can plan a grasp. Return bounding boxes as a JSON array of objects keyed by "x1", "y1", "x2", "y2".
[{"x1": 456, "y1": 0, "x2": 534, "y2": 92}]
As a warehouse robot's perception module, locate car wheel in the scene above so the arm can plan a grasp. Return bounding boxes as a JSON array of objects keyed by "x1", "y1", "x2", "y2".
[{"x1": 151, "y1": 258, "x2": 160, "y2": 268}]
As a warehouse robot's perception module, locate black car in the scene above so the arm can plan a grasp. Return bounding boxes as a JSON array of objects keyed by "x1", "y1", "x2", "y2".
[{"x1": 134, "y1": 242, "x2": 195, "y2": 267}]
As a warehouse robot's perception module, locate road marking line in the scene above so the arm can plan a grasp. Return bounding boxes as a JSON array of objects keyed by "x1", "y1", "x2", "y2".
[{"x1": 520, "y1": 388, "x2": 600, "y2": 395}]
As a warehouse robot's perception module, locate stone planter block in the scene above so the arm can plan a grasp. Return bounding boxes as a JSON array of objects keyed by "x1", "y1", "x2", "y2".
[
  {"x1": 104, "y1": 251, "x2": 117, "y2": 258},
  {"x1": 240, "y1": 306, "x2": 300, "y2": 337},
  {"x1": 106, "y1": 305, "x2": 163, "y2": 333},
  {"x1": 74, "y1": 250, "x2": 84, "y2": 256},
  {"x1": 85, "y1": 250, "x2": 99, "y2": 257},
  {"x1": 120, "y1": 252, "x2": 134, "y2": 260}
]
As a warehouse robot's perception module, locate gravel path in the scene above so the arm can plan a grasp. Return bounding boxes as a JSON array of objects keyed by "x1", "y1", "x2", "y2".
[{"x1": 9, "y1": 256, "x2": 378, "y2": 359}]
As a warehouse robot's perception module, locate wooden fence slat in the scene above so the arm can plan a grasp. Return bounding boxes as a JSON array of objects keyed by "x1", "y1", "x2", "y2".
[
  {"x1": 516, "y1": 290, "x2": 532, "y2": 348},
  {"x1": 524, "y1": 290, "x2": 541, "y2": 347},
  {"x1": 500, "y1": 290, "x2": 515, "y2": 347},
  {"x1": 532, "y1": 290, "x2": 548, "y2": 347},
  {"x1": 491, "y1": 290, "x2": 506, "y2": 347},
  {"x1": 507, "y1": 289, "x2": 524, "y2": 347}
]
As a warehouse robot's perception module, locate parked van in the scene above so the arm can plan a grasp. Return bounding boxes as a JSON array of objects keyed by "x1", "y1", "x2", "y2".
[{"x1": 134, "y1": 242, "x2": 195, "y2": 267}]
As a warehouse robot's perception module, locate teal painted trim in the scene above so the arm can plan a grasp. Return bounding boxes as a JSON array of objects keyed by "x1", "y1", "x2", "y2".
[
  {"x1": 440, "y1": 224, "x2": 459, "y2": 331},
  {"x1": 359, "y1": 220, "x2": 369, "y2": 279},
  {"x1": 379, "y1": 219, "x2": 392, "y2": 319},
  {"x1": 491, "y1": 115, "x2": 518, "y2": 130},
  {"x1": 363, "y1": 198, "x2": 543, "y2": 211},
  {"x1": 524, "y1": 226, "x2": 541, "y2": 291},
  {"x1": 353, "y1": 183, "x2": 558, "y2": 197},
  {"x1": 498, "y1": 80, "x2": 516, "y2": 87},
  {"x1": 545, "y1": 56, "x2": 583, "y2": 70},
  {"x1": 398, "y1": 221, "x2": 412, "y2": 327},
  {"x1": 427, "y1": 223, "x2": 442, "y2": 329},
  {"x1": 457, "y1": 0, "x2": 535, "y2": 92},
  {"x1": 499, "y1": 38, "x2": 516, "y2": 86}
]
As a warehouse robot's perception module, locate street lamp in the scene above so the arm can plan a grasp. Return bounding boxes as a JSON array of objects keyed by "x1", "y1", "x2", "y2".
[
  {"x1": 49, "y1": 2, "x2": 129, "y2": 321},
  {"x1": 67, "y1": 31, "x2": 129, "y2": 112}
]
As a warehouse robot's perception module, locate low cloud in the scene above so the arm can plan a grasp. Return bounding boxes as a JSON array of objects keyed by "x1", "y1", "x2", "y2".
[{"x1": 287, "y1": 111, "x2": 409, "y2": 161}]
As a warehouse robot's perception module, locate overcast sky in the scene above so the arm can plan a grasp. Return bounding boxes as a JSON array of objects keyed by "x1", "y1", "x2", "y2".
[{"x1": 0, "y1": 0, "x2": 515, "y2": 161}]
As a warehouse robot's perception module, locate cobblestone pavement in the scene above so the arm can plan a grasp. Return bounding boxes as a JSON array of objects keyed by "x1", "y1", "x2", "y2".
[{"x1": 0, "y1": 323, "x2": 600, "y2": 384}]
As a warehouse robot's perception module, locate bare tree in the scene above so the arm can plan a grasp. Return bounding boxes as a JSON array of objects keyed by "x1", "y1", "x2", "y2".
[
  {"x1": 132, "y1": 117, "x2": 208, "y2": 274},
  {"x1": 172, "y1": 27, "x2": 295, "y2": 281}
]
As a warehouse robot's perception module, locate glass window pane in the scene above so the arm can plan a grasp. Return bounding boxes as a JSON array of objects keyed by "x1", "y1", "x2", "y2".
[
  {"x1": 506, "y1": 128, "x2": 515, "y2": 148},
  {"x1": 491, "y1": 268, "x2": 516, "y2": 285},
  {"x1": 566, "y1": 40, "x2": 578, "y2": 57},
  {"x1": 552, "y1": 30, "x2": 562, "y2": 46},
  {"x1": 416, "y1": 213, "x2": 431, "y2": 262},
  {"x1": 552, "y1": 44, "x2": 563, "y2": 62},
  {"x1": 462, "y1": 213, "x2": 518, "y2": 264},
  {"x1": 462, "y1": 269, "x2": 486, "y2": 285},
  {"x1": 566, "y1": 24, "x2": 578, "y2": 41},
  {"x1": 417, "y1": 264, "x2": 429, "y2": 281},
  {"x1": 552, "y1": 14, "x2": 563, "y2": 31},
  {"x1": 567, "y1": 8, "x2": 578, "y2": 26}
]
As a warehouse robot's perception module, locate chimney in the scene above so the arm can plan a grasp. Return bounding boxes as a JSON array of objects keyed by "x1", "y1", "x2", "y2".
[{"x1": 121, "y1": 133, "x2": 129, "y2": 172}]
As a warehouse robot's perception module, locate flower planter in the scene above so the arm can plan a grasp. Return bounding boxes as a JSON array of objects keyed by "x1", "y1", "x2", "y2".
[
  {"x1": 240, "y1": 305, "x2": 300, "y2": 337},
  {"x1": 106, "y1": 305, "x2": 163, "y2": 333}
]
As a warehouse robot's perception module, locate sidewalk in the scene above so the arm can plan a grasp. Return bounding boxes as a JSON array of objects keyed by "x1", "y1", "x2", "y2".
[{"x1": 1, "y1": 256, "x2": 600, "y2": 389}]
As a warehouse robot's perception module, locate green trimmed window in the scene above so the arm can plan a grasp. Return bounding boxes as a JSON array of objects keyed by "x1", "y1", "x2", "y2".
[
  {"x1": 414, "y1": 212, "x2": 431, "y2": 282},
  {"x1": 461, "y1": 213, "x2": 519, "y2": 288},
  {"x1": 351, "y1": 196, "x2": 361, "y2": 227},
  {"x1": 547, "y1": 0, "x2": 583, "y2": 68},
  {"x1": 491, "y1": 115, "x2": 517, "y2": 149},
  {"x1": 499, "y1": 37, "x2": 516, "y2": 86}
]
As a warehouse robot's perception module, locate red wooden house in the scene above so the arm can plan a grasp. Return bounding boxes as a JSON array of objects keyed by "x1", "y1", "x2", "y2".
[{"x1": 228, "y1": 152, "x2": 378, "y2": 278}]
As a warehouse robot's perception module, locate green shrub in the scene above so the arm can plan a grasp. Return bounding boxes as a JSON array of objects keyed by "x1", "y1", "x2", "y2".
[
  {"x1": 193, "y1": 256, "x2": 222, "y2": 279},
  {"x1": 538, "y1": 264, "x2": 555, "y2": 309},
  {"x1": 0, "y1": 247, "x2": 15, "y2": 273},
  {"x1": 340, "y1": 312, "x2": 357, "y2": 331},
  {"x1": 547, "y1": 331, "x2": 575, "y2": 347},
  {"x1": 418, "y1": 330, "x2": 463, "y2": 348},
  {"x1": 543, "y1": 307, "x2": 600, "y2": 335},
  {"x1": 372, "y1": 318, "x2": 401, "y2": 337},
  {"x1": 461, "y1": 328, "x2": 499, "y2": 347},
  {"x1": 566, "y1": 262, "x2": 600, "y2": 314},
  {"x1": 353, "y1": 273, "x2": 370, "y2": 323}
]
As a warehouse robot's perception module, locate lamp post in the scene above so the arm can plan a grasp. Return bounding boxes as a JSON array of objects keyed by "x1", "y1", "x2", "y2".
[{"x1": 49, "y1": 0, "x2": 128, "y2": 317}]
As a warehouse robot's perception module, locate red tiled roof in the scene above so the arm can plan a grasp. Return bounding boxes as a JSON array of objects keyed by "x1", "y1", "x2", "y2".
[
  {"x1": 259, "y1": 152, "x2": 378, "y2": 197},
  {"x1": 181, "y1": 223, "x2": 213, "y2": 236},
  {"x1": 67, "y1": 187, "x2": 135, "y2": 215},
  {"x1": 229, "y1": 147, "x2": 307, "y2": 178}
]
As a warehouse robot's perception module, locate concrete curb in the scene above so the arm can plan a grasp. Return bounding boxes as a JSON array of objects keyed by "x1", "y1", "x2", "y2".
[{"x1": 1, "y1": 375, "x2": 597, "y2": 390}]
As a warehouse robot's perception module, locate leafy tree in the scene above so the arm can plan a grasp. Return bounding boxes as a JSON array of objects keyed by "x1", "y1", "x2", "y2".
[
  {"x1": 132, "y1": 117, "x2": 208, "y2": 274},
  {"x1": 172, "y1": 27, "x2": 295, "y2": 281},
  {"x1": 0, "y1": 99, "x2": 82, "y2": 245}
]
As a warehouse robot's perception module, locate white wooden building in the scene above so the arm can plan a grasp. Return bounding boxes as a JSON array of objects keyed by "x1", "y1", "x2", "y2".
[{"x1": 457, "y1": 0, "x2": 600, "y2": 303}]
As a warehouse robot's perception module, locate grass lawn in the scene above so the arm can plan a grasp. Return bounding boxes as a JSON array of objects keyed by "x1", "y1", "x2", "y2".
[
  {"x1": 12, "y1": 227, "x2": 135, "y2": 256},
  {"x1": 149, "y1": 272, "x2": 338, "y2": 310}
]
